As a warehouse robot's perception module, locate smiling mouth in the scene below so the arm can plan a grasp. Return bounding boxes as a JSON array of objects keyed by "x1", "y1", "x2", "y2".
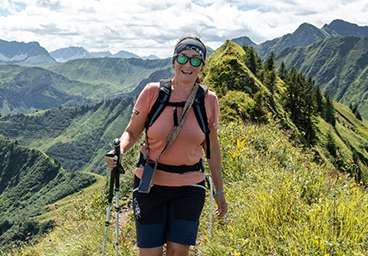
[{"x1": 182, "y1": 70, "x2": 193, "y2": 75}]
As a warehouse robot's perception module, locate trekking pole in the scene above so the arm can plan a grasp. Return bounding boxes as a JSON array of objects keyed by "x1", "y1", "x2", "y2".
[
  {"x1": 205, "y1": 174, "x2": 214, "y2": 238},
  {"x1": 102, "y1": 138, "x2": 124, "y2": 256}
]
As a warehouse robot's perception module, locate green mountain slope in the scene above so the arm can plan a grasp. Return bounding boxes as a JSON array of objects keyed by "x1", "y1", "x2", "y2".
[
  {"x1": 0, "y1": 62, "x2": 174, "y2": 175},
  {"x1": 0, "y1": 96, "x2": 135, "y2": 175},
  {"x1": 0, "y1": 139, "x2": 96, "y2": 251},
  {"x1": 0, "y1": 65, "x2": 91, "y2": 115},
  {"x1": 0, "y1": 58, "x2": 173, "y2": 116},
  {"x1": 314, "y1": 101, "x2": 368, "y2": 182},
  {"x1": 276, "y1": 36, "x2": 368, "y2": 119},
  {"x1": 10, "y1": 121, "x2": 368, "y2": 255},
  {"x1": 48, "y1": 57, "x2": 172, "y2": 98}
]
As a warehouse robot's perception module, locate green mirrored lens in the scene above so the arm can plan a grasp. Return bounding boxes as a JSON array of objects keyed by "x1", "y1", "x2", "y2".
[
  {"x1": 177, "y1": 55, "x2": 188, "y2": 64},
  {"x1": 190, "y1": 58, "x2": 202, "y2": 67},
  {"x1": 176, "y1": 55, "x2": 202, "y2": 67}
]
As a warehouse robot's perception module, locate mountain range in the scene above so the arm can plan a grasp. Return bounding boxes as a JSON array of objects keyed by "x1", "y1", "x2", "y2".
[
  {"x1": 49, "y1": 46, "x2": 159, "y2": 63},
  {"x1": 1, "y1": 19, "x2": 368, "y2": 120},
  {"x1": 231, "y1": 19, "x2": 368, "y2": 119},
  {"x1": 0, "y1": 58, "x2": 172, "y2": 115},
  {"x1": 0, "y1": 40, "x2": 159, "y2": 67},
  {"x1": 1, "y1": 19, "x2": 367, "y2": 67},
  {"x1": 232, "y1": 19, "x2": 368, "y2": 58},
  {"x1": 0, "y1": 39, "x2": 58, "y2": 67}
]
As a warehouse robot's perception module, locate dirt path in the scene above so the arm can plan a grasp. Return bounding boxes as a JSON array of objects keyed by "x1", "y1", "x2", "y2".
[{"x1": 118, "y1": 197, "x2": 132, "y2": 227}]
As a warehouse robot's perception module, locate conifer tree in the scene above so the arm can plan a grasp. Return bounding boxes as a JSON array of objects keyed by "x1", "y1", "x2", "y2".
[
  {"x1": 283, "y1": 67, "x2": 301, "y2": 125},
  {"x1": 264, "y1": 70, "x2": 277, "y2": 107},
  {"x1": 349, "y1": 102, "x2": 362, "y2": 120},
  {"x1": 326, "y1": 129, "x2": 337, "y2": 157},
  {"x1": 278, "y1": 61, "x2": 288, "y2": 81},
  {"x1": 244, "y1": 46, "x2": 261, "y2": 78},
  {"x1": 323, "y1": 93, "x2": 336, "y2": 126},
  {"x1": 316, "y1": 86, "x2": 324, "y2": 114},
  {"x1": 264, "y1": 52, "x2": 276, "y2": 72},
  {"x1": 350, "y1": 102, "x2": 357, "y2": 113},
  {"x1": 301, "y1": 77, "x2": 318, "y2": 141},
  {"x1": 283, "y1": 67, "x2": 318, "y2": 142}
]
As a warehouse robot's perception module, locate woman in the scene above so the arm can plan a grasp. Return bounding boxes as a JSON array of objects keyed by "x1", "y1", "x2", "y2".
[{"x1": 106, "y1": 35, "x2": 227, "y2": 256}]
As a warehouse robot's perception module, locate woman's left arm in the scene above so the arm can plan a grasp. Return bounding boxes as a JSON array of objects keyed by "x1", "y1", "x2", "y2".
[{"x1": 206, "y1": 129, "x2": 228, "y2": 217}]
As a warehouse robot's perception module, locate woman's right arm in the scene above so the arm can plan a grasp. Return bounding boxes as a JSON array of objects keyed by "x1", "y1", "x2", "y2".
[
  {"x1": 105, "y1": 112, "x2": 146, "y2": 170},
  {"x1": 119, "y1": 113, "x2": 146, "y2": 155}
]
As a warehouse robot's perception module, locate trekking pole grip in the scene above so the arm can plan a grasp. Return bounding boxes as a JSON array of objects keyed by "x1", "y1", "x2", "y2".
[
  {"x1": 113, "y1": 138, "x2": 120, "y2": 156},
  {"x1": 113, "y1": 138, "x2": 125, "y2": 174}
]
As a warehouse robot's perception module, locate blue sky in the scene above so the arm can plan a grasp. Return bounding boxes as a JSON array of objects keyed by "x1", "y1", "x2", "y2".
[{"x1": 0, "y1": 0, "x2": 367, "y2": 58}]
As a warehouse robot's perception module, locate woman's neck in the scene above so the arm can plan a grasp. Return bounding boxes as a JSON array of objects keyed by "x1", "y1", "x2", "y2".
[{"x1": 171, "y1": 78, "x2": 196, "y2": 99}]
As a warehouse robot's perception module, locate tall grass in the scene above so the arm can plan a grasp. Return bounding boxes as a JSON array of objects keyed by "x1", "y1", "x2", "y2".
[
  {"x1": 7, "y1": 179, "x2": 138, "y2": 256},
  {"x1": 9, "y1": 120, "x2": 368, "y2": 255},
  {"x1": 197, "y1": 121, "x2": 368, "y2": 255}
]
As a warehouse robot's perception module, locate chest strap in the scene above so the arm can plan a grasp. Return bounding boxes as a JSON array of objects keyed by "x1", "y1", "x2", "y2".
[{"x1": 136, "y1": 151, "x2": 204, "y2": 174}]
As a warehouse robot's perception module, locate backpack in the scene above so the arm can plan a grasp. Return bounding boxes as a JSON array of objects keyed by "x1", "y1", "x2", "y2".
[{"x1": 145, "y1": 77, "x2": 211, "y2": 159}]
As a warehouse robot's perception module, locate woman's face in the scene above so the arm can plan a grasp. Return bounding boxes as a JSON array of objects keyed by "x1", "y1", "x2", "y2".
[{"x1": 173, "y1": 50, "x2": 205, "y2": 84}]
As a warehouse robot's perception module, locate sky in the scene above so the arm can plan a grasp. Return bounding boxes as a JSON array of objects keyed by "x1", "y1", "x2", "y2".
[{"x1": 0, "y1": 0, "x2": 367, "y2": 58}]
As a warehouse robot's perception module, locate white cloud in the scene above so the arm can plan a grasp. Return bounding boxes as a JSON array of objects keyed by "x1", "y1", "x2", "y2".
[{"x1": 0, "y1": 0, "x2": 367, "y2": 58}]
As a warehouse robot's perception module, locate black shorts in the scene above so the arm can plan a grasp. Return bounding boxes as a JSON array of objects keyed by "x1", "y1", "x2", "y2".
[{"x1": 132, "y1": 175, "x2": 206, "y2": 248}]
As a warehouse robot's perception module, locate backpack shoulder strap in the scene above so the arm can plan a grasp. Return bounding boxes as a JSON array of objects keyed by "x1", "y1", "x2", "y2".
[
  {"x1": 193, "y1": 84, "x2": 208, "y2": 133},
  {"x1": 145, "y1": 78, "x2": 171, "y2": 129},
  {"x1": 193, "y1": 83, "x2": 211, "y2": 159}
]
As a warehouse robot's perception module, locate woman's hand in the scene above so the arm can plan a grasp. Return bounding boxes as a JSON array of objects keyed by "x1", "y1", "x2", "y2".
[
  {"x1": 105, "y1": 150, "x2": 118, "y2": 170},
  {"x1": 214, "y1": 193, "x2": 228, "y2": 218},
  {"x1": 105, "y1": 112, "x2": 146, "y2": 171}
]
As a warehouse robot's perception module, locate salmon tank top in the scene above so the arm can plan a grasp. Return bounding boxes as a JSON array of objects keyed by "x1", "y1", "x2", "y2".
[{"x1": 133, "y1": 82, "x2": 220, "y2": 186}]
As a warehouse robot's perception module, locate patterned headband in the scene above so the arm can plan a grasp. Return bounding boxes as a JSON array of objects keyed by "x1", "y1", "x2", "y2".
[{"x1": 174, "y1": 38, "x2": 206, "y2": 59}]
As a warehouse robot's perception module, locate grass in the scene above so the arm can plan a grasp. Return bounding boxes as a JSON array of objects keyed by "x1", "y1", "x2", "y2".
[
  {"x1": 196, "y1": 121, "x2": 368, "y2": 255},
  {"x1": 7, "y1": 120, "x2": 368, "y2": 255},
  {"x1": 34, "y1": 172, "x2": 106, "y2": 223},
  {"x1": 6, "y1": 167, "x2": 137, "y2": 256}
]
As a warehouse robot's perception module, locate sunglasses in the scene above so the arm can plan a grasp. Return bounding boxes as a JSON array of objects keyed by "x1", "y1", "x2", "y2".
[{"x1": 175, "y1": 54, "x2": 203, "y2": 67}]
